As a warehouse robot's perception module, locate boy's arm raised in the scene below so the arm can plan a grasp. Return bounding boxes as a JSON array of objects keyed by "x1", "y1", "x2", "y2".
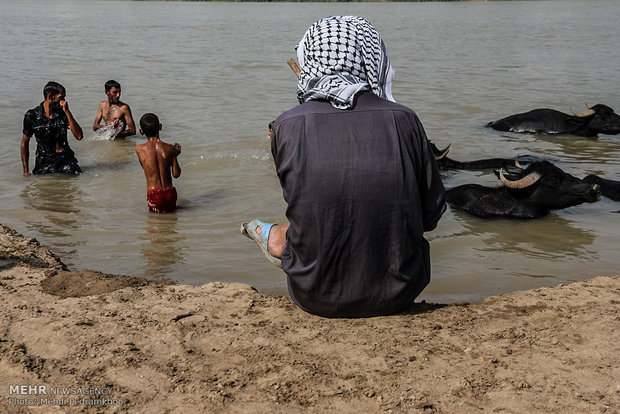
[{"x1": 172, "y1": 143, "x2": 181, "y2": 178}]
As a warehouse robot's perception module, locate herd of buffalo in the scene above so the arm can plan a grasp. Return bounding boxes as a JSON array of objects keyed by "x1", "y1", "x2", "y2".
[{"x1": 433, "y1": 103, "x2": 620, "y2": 219}]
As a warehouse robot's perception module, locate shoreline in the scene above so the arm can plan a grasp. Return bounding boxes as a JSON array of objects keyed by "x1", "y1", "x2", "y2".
[{"x1": 1, "y1": 223, "x2": 618, "y2": 412}]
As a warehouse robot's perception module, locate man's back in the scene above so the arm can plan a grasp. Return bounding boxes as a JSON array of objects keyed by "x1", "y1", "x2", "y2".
[{"x1": 271, "y1": 93, "x2": 446, "y2": 317}]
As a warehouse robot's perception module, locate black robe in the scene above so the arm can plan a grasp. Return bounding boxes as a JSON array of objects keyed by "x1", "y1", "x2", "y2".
[{"x1": 271, "y1": 92, "x2": 446, "y2": 317}]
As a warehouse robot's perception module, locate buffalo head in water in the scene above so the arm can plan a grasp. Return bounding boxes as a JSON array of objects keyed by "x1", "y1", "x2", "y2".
[
  {"x1": 583, "y1": 174, "x2": 620, "y2": 201},
  {"x1": 446, "y1": 160, "x2": 601, "y2": 218},
  {"x1": 486, "y1": 104, "x2": 620, "y2": 137}
]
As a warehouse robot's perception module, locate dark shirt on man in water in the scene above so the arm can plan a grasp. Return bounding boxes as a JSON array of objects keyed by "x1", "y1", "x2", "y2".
[
  {"x1": 271, "y1": 92, "x2": 446, "y2": 318},
  {"x1": 23, "y1": 103, "x2": 81, "y2": 175}
]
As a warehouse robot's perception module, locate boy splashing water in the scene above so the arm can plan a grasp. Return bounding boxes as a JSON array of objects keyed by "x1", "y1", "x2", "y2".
[{"x1": 135, "y1": 113, "x2": 181, "y2": 213}]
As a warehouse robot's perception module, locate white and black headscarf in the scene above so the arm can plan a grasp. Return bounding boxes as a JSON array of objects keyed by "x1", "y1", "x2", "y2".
[{"x1": 296, "y1": 15, "x2": 395, "y2": 109}]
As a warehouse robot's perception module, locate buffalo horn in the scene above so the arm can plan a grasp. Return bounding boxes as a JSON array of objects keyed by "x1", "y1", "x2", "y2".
[
  {"x1": 514, "y1": 156, "x2": 524, "y2": 169},
  {"x1": 571, "y1": 104, "x2": 596, "y2": 118},
  {"x1": 435, "y1": 143, "x2": 451, "y2": 160},
  {"x1": 499, "y1": 168, "x2": 541, "y2": 189}
]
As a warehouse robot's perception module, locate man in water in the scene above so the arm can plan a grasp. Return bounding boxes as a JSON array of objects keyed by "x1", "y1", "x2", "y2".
[
  {"x1": 135, "y1": 113, "x2": 181, "y2": 213},
  {"x1": 21, "y1": 81, "x2": 84, "y2": 176},
  {"x1": 241, "y1": 16, "x2": 446, "y2": 318},
  {"x1": 93, "y1": 80, "x2": 136, "y2": 139}
]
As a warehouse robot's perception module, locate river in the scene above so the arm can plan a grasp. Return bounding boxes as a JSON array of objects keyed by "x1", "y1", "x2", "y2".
[{"x1": 1, "y1": 0, "x2": 619, "y2": 302}]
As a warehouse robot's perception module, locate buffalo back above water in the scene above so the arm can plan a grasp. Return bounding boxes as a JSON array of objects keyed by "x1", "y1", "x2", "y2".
[
  {"x1": 446, "y1": 161, "x2": 601, "y2": 218},
  {"x1": 429, "y1": 141, "x2": 542, "y2": 171},
  {"x1": 486, "y1": 104, "x2": 620, "y2": 137}
]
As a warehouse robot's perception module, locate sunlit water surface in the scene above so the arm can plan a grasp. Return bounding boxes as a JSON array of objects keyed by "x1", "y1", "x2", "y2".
[{"x1": 1, "y1": 0, "x2": 619, "y2": 303}]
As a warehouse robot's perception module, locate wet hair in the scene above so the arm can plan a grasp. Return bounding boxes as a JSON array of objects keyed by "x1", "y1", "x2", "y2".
[
  {"x1": 105, "y1": 80, "x2": 121, "y2": 91},
  {"x1": 140, "y1": 113, "x2": 160, "y2": 136},
  {"x1": 43, "y1": 81, "x2": 65, "y2": 99}
]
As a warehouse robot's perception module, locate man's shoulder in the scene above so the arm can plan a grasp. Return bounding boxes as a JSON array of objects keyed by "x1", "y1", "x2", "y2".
[
  {"x1": 156, "y1": 138, "x2": 173, "y2": 148},
  {"x1": 135, "y1": 140, "x2": 155, "y2": 151},
  {"x1": 272, "y1": 104, "x2": 307, "y2": 125},
  {"x1": 356, "y1": 93, "x2": 417, "y2": 115},
  {"x1": 24, "y1": 104, "x2": 42, "y2": 117},
  {"x1": 272, "y1": 93, "x2": 417, "y2": 126},
  {"x1": 272, "y1": 100, "x2": 335, "y2": 126},
  {"x1": 163, "y1": 142, "x2": 176, "y2": 153},
  {"x1": 138, "y1": 139, "x2": 174, "y2": 152}
]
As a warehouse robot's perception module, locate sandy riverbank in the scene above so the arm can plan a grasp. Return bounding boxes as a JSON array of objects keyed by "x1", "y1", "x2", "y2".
[{"x1": 0, "y1": 223, "x2": 618, "y2": 413}]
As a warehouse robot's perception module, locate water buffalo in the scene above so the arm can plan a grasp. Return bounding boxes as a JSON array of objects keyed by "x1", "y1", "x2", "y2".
[
  {"x1": 446, "y1": 160, "x2": 601, "y2": 218},
  {"x1": 430, "y1": 142, "x2": 541, "y2": 170},
  {"x1": 486, "y1": 104, "x2": 620, "y2": 137},
  {"x1": 583, "y1": 174, "x2": 620, "y2": 201}
]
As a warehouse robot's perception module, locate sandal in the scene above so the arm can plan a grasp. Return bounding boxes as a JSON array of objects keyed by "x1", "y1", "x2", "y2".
[{"x1": 240, "y1": 220, "x2": 282, "y2": 268}]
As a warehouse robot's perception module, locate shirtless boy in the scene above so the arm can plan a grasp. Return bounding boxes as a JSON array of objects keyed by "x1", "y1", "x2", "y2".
[
  {"x1": 135, "y1": 113, "x2": 181, "y2": 213},
  {"x1": 93, "y1": 80, "x2": 136, "y2": 139}
]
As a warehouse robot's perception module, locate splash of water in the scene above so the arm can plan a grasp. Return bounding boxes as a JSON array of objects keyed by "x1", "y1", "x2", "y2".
[{"x1": 91, "y1": 124, "x2": 122, "y2": 141}]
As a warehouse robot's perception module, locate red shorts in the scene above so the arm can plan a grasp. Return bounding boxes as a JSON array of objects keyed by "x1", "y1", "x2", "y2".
[{"x1": 146, "y1": 187, "x2": 177, "y2": 213}]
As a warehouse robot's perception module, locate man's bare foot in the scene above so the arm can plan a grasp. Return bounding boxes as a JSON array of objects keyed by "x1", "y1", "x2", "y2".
[
  {"x1": 240, "y1": 220, "x2": 286, "y2": 268},
  {"x1": 256, "y1": 223, "x2": 289, "y2": 258}
]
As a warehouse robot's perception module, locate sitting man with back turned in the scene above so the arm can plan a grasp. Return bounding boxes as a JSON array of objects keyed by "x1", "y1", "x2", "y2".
[
  {"x1": 241, "y1": 16, "x2": 446, "y2": 318},
  {"x1": 21, "y1": 81, "x2": 84, "y2": 176},
  {"x1": 135, "y1": 113, "x2": 181, "y2": 213},
  {"x1": 93, "y1": 80, "x2": 136, "y2": 139}
]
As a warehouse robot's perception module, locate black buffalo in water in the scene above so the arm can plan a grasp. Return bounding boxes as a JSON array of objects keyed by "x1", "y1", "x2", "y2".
[
  {"x1": 583, "y1": 174, "x2": 620, "y2": 201},
  {"x1": 486, "y1": 104, "x2": 620, "y2": 137},
  {"x1": 446, "y1": 160, "x2": 601, "y2": 218},
  {"x1": 430, "y1": 142, "x2": 541, "y2": 170}
]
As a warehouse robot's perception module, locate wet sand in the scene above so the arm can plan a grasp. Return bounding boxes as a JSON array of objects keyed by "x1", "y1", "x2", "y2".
[{"x1": 0, "y1": 223, "x2": 618, "y2": 413}]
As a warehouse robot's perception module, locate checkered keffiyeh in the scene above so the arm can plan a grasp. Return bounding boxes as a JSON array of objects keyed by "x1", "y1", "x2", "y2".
[{"x1": 296, "y1": 16, "x2": 395, "y2": 109}]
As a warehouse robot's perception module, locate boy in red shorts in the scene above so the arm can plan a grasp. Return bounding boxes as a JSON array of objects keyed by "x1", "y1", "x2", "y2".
[{"x1": 135, "y1": 113, "x2": 181, "y2": 213}]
